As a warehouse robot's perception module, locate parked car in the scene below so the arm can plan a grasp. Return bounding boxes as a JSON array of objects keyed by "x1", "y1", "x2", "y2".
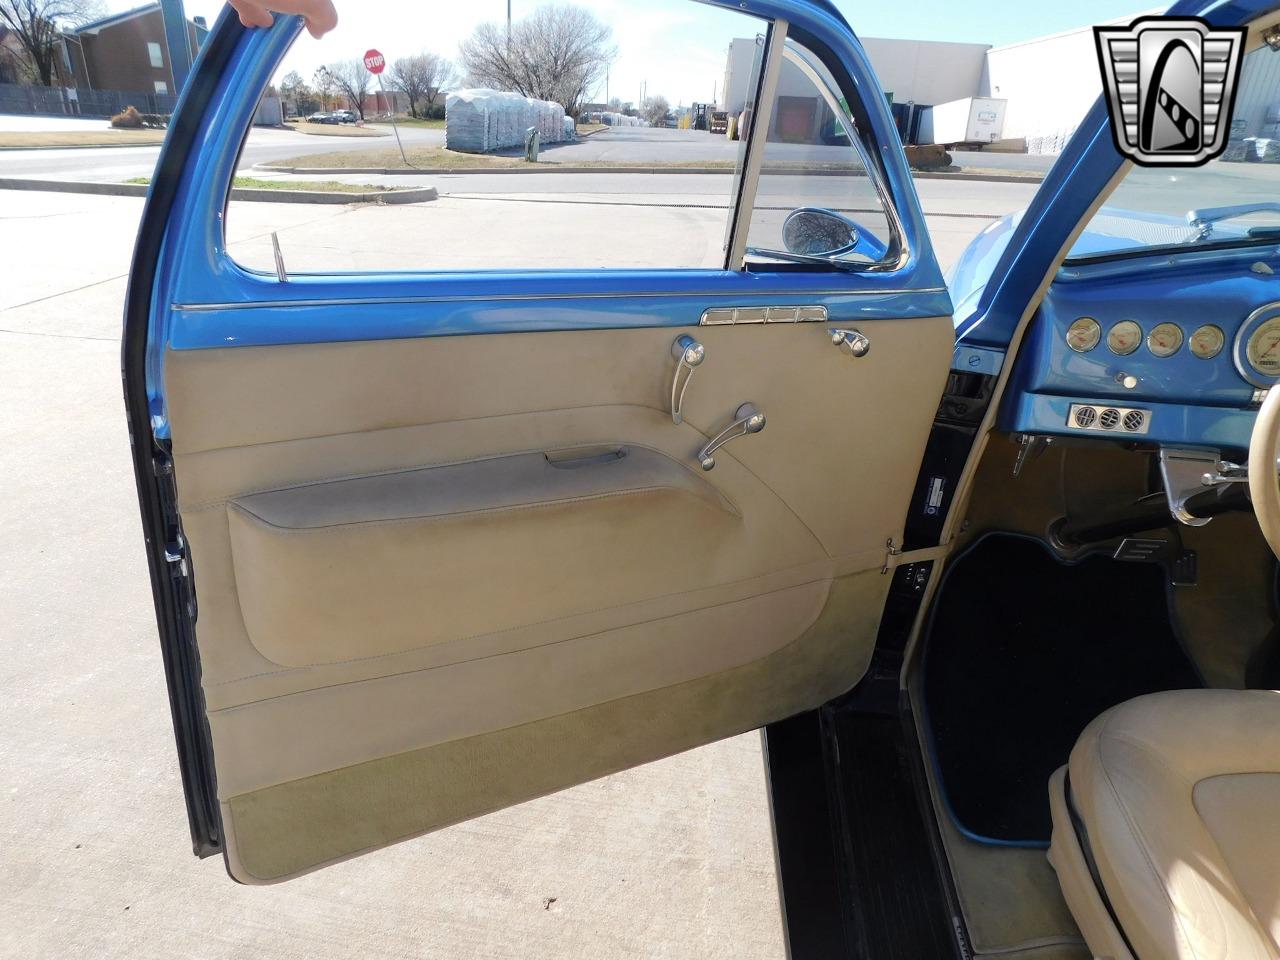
[
  {"x1": 332, "y1": 109, "x2": 357, "y2": 123},
  {"x1": 304, "y1": 111, "x2": 339, "y2": 124},
  {"x1": 124, "y1": 2, "x2": 1280, "y2": 958}
]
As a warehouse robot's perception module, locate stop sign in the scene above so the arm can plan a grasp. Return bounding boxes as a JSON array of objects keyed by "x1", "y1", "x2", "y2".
[{"x1": 363, "y1": 49, "x2": 385, "y2": 74}]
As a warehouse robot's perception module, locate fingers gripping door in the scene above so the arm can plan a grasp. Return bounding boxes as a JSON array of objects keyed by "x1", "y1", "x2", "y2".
[{"x1": 166, "y1": 316, "x2": 953, "y2": 882}]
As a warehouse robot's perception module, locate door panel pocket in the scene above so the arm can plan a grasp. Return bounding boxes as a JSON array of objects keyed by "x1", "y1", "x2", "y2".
[{"x1": 227, "y1": 446, "x2": 743, "y2": 667}]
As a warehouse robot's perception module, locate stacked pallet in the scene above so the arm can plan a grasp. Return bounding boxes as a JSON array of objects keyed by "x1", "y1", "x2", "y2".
[{"x1": 446, "y1": 89, "x2": 569, "y2": 154}]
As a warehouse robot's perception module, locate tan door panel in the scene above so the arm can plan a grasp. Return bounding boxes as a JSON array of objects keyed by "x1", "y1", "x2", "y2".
[{"x1": 165, "y1": 315, "x2": 953, "y2": 882}]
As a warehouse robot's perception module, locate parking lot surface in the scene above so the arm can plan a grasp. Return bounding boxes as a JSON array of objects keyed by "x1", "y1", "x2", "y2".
[{"x1": 0, "y1": 191, "x2": 793, "y2": 960}]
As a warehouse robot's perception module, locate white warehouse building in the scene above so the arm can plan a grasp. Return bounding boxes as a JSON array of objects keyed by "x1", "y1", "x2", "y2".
[{"x1": 721, "y1": 13, "x2": 1148, "y2": 153}]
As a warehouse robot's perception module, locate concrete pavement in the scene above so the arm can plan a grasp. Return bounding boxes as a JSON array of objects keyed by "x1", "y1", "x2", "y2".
[
  {"x1": 0, "y1": 190, "x2": 790, "y2": 960},
  {"x1": 0, "y1": 154, "x2": 1013, "y2": 958},
  {"x1": 0, "y1": 120, "x2": 442, "y2": 182},
  {"x1": 0, "y1": 114, "x2": 121, "y2": 133}
]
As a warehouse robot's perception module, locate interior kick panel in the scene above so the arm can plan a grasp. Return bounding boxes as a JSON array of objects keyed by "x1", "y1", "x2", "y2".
[{"x1": 1001, "y1": 254, "x2": 1275, "y2": 451}]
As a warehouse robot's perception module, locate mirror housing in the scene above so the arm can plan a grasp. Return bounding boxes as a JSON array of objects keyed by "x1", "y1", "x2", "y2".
[{"x1": 782, "y1": 207, "x2": 859, "y2": 257}]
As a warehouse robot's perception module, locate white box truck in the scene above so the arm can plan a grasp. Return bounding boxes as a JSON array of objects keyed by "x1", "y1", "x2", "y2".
[{"x1": 918, "y1": 97, "x2": 1007, "y2": 149}]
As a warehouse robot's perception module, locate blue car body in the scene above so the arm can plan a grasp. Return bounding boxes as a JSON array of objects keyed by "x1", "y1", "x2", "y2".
[{"x1": 122, "y1": 0, "x2": 1280, "y2": 945}]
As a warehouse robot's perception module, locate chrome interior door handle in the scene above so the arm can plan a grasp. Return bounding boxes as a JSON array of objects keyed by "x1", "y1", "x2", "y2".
[
  {"x1": 670, "y1": 335, "x2": 705, "y2": 425},
  {"x1": 697, "y1": 402, "x2": 766, "y2": 471},
  {"x1": 829, "y1": 327, "x2": 870, "y2": 357}
]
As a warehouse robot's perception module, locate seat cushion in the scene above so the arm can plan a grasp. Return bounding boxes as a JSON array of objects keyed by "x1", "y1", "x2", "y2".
[{"x1": 1048, "y1": 689, "x2": 1280, "y2": 960}]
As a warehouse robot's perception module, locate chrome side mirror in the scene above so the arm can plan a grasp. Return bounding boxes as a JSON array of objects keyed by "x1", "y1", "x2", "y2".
[{"x1": 782, "y1": 207, "x2": 859, "y2": 257}]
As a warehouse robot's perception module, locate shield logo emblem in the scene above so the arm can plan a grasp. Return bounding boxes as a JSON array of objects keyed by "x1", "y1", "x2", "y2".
[{"x1": 1095, "y1": 16, "x2": 1246, "y2": 166}]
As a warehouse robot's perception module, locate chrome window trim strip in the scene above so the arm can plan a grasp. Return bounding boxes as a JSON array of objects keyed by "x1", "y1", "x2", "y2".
[
  {"x1": 172, "y1": 288, "x2": 947, "y2": 312},
  {"x1": 725, "y1": 18, "x2": 789, "y2": 272}
]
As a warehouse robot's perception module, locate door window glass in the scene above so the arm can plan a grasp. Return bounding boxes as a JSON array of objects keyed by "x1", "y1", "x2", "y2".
[
  {"x1": 224, "y1": 1, "x2": 768, "y2": 274},
  {"x1": 742, "y1": 39, "x2": 896, "y2": 270}
]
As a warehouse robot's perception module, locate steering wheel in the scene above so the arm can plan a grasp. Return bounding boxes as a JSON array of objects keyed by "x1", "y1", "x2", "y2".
[{"x1": 1248, "y1": 385, "x2": 1280, "y2": 559}]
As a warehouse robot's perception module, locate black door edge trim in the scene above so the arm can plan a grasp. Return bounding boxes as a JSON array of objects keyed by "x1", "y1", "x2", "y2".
[{"x1": 120, "y1": 12, "x2": 247, "y2": 859}]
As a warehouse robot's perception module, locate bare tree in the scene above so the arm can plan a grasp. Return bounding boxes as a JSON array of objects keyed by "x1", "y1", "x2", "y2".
[
  {"x1": 0, "y1": 0, "x2": 103, "y2": 86},
  {"x1": 642, "y1": 95, "x2": 669, "y2": 126},
  {"x1": 459, "y1": 3, "x2": 615, "y2": 117},
  {"x1": 311, "y1": 65, "x2": 338, "y2": 110},
  {"x1": 322, "y1": 60, "x2": 372, "y2": 119},
  {"x1": 280, "y1": 69, "x2": 312, "y2": 117},
  {"x1": 388, "y1": 52, "x2": 454, "y2": 118}
]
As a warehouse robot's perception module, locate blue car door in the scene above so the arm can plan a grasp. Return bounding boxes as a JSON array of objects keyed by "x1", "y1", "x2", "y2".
[{"x1": 124, "y1": 0, "x2": 955, "y2": 883}]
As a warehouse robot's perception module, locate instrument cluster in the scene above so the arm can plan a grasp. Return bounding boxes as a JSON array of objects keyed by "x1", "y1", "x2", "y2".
[{"x1": 1061, "y1": 314, "x2": 1277, "y2": 381}]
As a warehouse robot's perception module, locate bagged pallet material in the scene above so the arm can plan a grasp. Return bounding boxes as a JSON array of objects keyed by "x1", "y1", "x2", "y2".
[
  {"x1": 600, "y1": 111, "x2": 645, "y2": 127},
  {"x1": 563, "y1": 116, "x2": 576, "y2": 140},
  {"x1": 446, "y1": 88, "x2": 568, "y2": 153}
]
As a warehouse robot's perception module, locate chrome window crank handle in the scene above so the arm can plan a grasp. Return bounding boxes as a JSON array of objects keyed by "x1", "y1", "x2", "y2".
[
  {"x1": 670, "y1": 335, "x2": 705, "y2": 425},
  {"x1": 698, "y1": 403, "x2": 766, "y2": 471}
]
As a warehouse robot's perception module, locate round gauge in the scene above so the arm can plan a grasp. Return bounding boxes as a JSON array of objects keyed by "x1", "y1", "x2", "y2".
[
  {"x1": 1233, "y1": 303, "x2": 1280, "y2": 388},
  {"x1": 1247, "y1": 317, "x2": 1280, "y2": 377},
  {"x1": 1146, "y1": 322, "x2": 1183, "y2": 358},
  {"x1": 1107, "y1": 320, "x2": 1143, "y2": 356},
  {"x1": 1065, "y1": 317, "x2": 1102, "y2": 353},
  {"x1": 1188, "y1": 324, "x2": 1225, "y2": 360}
]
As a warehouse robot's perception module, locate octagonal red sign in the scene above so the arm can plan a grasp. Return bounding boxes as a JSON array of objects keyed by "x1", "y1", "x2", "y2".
[{"x1": 363, "y1": 49, "x2": 386, "y2": 74}]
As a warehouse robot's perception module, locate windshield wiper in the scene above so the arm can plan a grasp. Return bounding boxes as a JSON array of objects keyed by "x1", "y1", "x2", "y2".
[
  {"x1": 744, "y1": 246, "x2": 865, "y2": 271},
  {"x1": 1186, "y1": 202, "x2": 1280, "y2": 241}
]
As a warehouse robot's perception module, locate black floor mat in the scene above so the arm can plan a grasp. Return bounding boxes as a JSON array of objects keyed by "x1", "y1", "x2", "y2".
[{"x1": 923, "y1": 533, "x2": 1202, "y2": 845}]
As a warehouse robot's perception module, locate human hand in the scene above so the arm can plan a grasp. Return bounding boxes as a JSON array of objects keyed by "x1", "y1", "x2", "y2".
[{"x1": 227, "y1": 0, "x2": 338, "y2": 38}]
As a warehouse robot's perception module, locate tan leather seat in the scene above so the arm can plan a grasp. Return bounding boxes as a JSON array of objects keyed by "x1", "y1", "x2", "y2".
[{"x1": 1047, "y1": 689, "x2": 1280, "y2": 960}]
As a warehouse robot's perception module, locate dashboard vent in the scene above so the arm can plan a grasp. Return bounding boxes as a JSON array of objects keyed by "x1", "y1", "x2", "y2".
[
  {"x1": 1067, "y1": 403, "x2": 1151, "y2": 436},
  {"x1": 1122, "y1": 410, "x2": 1146, "y2": 432}
]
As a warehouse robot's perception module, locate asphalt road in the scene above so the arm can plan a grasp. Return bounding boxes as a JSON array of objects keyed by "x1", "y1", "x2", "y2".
[{"x1": 0, "y1": 119, "x2": 1056, "y2": 182}]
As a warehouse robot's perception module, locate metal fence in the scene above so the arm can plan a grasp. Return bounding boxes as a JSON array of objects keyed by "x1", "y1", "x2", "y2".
[{"x1": 0, "y1": 83, "x2": 179, "y2": 119}]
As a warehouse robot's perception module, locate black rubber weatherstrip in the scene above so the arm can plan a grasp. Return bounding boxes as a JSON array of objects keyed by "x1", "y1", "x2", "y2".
[
  {"x1": 120, "y1": 11, "x2": 247, "y2": 858},
  {"x1": 920, "y1": 532, "x2": 1202, "y2": 846}
]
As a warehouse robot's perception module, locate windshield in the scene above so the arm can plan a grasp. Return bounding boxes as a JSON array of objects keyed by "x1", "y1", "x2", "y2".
[{"x1": 1067, "y1": 44, "x2": 1280, "y2": 262}]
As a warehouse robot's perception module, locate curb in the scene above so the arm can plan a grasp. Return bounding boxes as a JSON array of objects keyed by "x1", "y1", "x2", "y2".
[
  {"x1": 254, "y1": 162, "x2": 1044, "y2": 184},
  {"x1": 0, "y1": 177, "x2": 438, "y2": 204}
]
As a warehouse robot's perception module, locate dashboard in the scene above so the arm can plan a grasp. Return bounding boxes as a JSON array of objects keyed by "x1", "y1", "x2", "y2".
[{"x1": 1000, "y1": 253, "x2": 1280, "y2": 454}]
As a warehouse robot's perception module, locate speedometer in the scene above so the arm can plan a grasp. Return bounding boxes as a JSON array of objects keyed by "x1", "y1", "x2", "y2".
[
  {"x1": 1233, "y1": 303, "x2": 1280, "y2": 387},
  {"x1": 1247, "y1": 317, "x2": 1280, "y2": 377}
]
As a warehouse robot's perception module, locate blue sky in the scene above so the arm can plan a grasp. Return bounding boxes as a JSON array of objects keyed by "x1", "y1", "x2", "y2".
[{"x1": 111, "y1": 0, "x2": 1152, "y2": 105}]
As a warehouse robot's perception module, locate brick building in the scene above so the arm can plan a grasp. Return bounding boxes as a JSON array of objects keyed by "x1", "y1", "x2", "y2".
[{"x1": 63, "y1": 3, "x2": 208, "y2": 97}]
